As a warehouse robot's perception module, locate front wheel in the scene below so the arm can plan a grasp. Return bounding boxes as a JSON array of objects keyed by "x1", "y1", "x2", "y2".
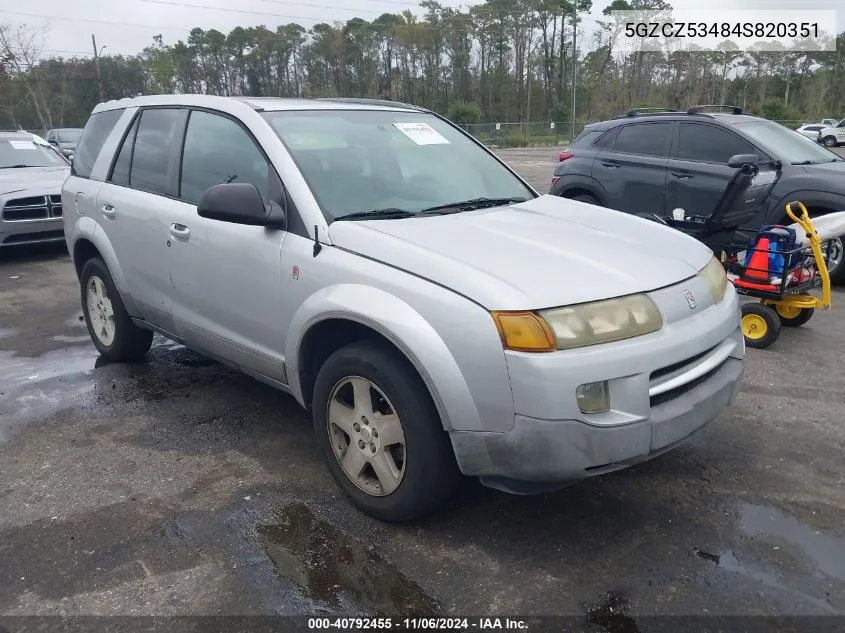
[
  {"x1": 312, "y1": 341, "x2": 460, "y2": 522},
  {"x1": 741, "y1": 303, "x2": 782, "y2": 349},
  {"x1": 80, "y1": 257, "x2": 153, "y2": 362},
  {"x1": 823, "y1": 136, "x2": 838, "y2": 147}
]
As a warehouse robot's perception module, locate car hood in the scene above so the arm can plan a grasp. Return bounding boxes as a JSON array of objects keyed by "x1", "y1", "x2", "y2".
[
  {"x1": 0, "y1": 166, "x2": 69, "y2": 196},
  {"x1": 328, "y1": 195, "x2": 713, "y2": 310}
]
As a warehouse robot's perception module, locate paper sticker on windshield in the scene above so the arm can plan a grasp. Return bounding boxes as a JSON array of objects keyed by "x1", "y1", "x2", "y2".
[
  {"x1": 393, "y1": 123, "x2": 450, "y2": 146},
  {"x1": 9, "y1": 141, "x2": 37, "y2": 150}
]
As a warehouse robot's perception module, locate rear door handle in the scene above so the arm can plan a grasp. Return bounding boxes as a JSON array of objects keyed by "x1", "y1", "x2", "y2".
[
  {"x1": 101, "y1": 204, "x2": 116, "y2": 219},
  {"x1": 169, "y1": 223, "x2": 191, "y2": 240},
  {"x1": 601, "y1": 162, "x2": 620, "y2": 168},
  {"x1": 671, "y1": 171, "x2": 693, "y2": 179}
]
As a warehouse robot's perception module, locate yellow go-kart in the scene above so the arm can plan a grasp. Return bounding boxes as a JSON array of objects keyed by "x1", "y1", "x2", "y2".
[{"x1": 730, "y1": 202, "x2": 833, "y2": 349}]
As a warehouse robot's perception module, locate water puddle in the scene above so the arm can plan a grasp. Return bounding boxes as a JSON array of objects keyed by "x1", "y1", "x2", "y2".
[
  {"x1": 0, "y1": 346, "x2": 101, "y2": 443},
  {"x1": 258, "y1": 503, "x2": 438, "y2": 615},
  {"x1": 738, "y1": 503, "x2": 845, "y2": 582},
  {"x1": 693, "y1": 503, "x2": 844, "y2": 614}
]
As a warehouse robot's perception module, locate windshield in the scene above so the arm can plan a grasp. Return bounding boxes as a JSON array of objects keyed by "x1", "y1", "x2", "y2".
[
  {"x1": 734, "y1": 120, "x2": 841, "y2": 164},
  {"x1": 0, "y1": 138, "x2": 68, "y2": 168},
  {"x1": 262, "y1": 109, "x2": 534, "y2": 220},
  {"x1": 57, "y1": 130, "x2": 82, "y2": 143}
]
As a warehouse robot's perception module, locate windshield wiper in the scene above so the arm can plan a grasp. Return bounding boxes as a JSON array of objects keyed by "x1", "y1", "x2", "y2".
[
  {"x1": 332, "y1": 208, "x2": 416, "y2": 222},
  {"x1": 6, "y1": 164, "x2": 39, "y2": 169},
  {"x1": 417, "y1": 197, "x2": 527, "y2": 215},
  {"x1": 792, "y1": 160, "x2": 816, "y2": 165}
]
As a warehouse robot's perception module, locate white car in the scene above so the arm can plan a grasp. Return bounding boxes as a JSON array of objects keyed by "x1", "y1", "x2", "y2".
[
  {"x1": 817, "y1": 120, "x2": 845, "y2": 147},
  {"x1": 795, "y1": 124, "x2": 826, "y2": 140}
]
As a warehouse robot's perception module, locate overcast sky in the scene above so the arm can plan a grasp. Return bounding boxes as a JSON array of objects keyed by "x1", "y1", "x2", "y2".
[{"x1": 1, "y1": 0, "x2": 840, "y2": 58}]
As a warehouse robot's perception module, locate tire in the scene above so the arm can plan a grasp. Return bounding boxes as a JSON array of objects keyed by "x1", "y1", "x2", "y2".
[
  {"x1": 312, "y1": 340, "x2": 461, "y2": 522},
  {"x1": 823, "y1": 136, "x2": 837, "y2": 147},
  {"x1": 741, "y1": 303, "x2": 782, "y2": 349},
  {"x1": 773, "y1": 304, "x2": 814, "y2": 327},
  {"x1": 824, "y1": 236, "x2": 845, "y2": 285},
  {"x1": 570, "y1": 194, "x2": 599, "y2": 205},
  {"x1": 80, "y1": 257, "x2": 153, "y2": 362}
]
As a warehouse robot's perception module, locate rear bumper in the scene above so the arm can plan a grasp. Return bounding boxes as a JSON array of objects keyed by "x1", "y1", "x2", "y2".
[{"x1": 450, "y1": 354, "x2": 742, "y2": 487}]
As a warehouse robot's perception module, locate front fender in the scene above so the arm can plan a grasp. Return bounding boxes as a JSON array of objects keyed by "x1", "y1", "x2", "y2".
[
  {"x1": 768, "y1": 190, "x2": 845, "y2": 223},
  {"x1": 285, "y1": 284, "x2": 483, "y2": 432}
]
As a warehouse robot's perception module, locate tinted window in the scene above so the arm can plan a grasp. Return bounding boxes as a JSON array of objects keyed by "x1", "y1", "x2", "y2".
[
  {"x1": 613, "y1": 123, "x2": 671, "y2": 157},
  {"x1": 180, "y1": 111, "x2": 270, "y2": 205},
  {"x1": 109, "y1": 116, "x2": 139, "y2": 186},
  {"x1": 593, "y1": 129, "x2": 617, "y2": 149},
  {"x1": 804, "y1": 126, "x2": 823, "y2": 132},
  {"x1": 735, "y1": 120, "x2": 840, "y2": 164},
  {"x1": 570, "y1": 130, "x2": 598, "y2": 148},
  {"x1": 130, "y1": 109, "x2": 182, "y2": 196},
  {"x1": 72, "y1": 109, "x2": 123, "y2": 178},
  {"x1": 677, "y1": 123, "x2": 755, "y2": 163}
]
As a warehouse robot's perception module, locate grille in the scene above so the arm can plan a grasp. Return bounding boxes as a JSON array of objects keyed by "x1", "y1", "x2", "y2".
[
  {"x1": 2, "y1": 195, "x2": 63, "y2": 221},
  {"x1": 649, "y1": 343, "x2": 724, "y2": 407}
]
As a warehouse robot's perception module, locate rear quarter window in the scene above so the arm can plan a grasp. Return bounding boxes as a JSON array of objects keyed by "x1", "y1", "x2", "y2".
[{"x1": 72, "y1": 109, "x2": 124, "y2": 179}]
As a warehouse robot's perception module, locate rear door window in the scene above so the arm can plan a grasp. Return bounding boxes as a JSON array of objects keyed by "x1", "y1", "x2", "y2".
[
  {"x1": 129, "y1": 108, "x2": 183, "y2": 196},
  {"x1": 109, "y1": 116, "x2": 140, "y2": 187},
  {"x1": 677, "y1": 123, "x2": 756, "y2": 163},
  {"x1": 612, "y1": 122, "x2": 672, "y2": 157},
  {"x1": 72, "y1": 109, "x2": 123, "y2": 178}
]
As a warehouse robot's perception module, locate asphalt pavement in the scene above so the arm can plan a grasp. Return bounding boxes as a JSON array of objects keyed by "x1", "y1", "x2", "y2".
[{"x1": 1, "y1": 149, "x2": 844, "y2": 629}]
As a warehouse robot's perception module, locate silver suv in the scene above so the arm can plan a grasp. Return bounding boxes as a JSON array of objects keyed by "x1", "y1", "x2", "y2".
[{"x1": 63, "y1": 96, "x2": 744, "y2": 521}]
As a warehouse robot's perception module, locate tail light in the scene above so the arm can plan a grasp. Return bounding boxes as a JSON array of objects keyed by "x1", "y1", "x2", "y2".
[{"x1": 559, "y1": 151, "x2": 574, "y2": 162}]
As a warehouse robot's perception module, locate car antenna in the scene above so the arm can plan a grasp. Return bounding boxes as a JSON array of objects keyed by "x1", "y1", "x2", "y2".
[{"x1": 313, "y1": 225, "x2": 322, "y2": 257}]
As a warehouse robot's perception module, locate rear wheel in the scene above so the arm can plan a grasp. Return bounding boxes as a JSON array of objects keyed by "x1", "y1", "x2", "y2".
[
  {"x1": 773, "y1": 304, "x2": 814, "y2": 327},
  {"x1": 570, "y1": 194, "x2": 599, "y2": 205},
  {"x1": 312, "y1": 340, "x2": 460, "y2": 522},
  {"x1": 741, "y1": 303, "x2": 781, "y2": 349},
  {"x1": 823, "y1": 136, "x2": 837, "y2": 147},
  {"x1": 80, "y1": 258, "x2": 153, "y2": 362}
]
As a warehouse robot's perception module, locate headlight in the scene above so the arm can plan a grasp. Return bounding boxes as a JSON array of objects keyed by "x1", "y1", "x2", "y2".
[
  {"x1": 540, "y1": 294, "x2": 663, "y2": 350},
  {"x1": 494, "y1": 294, "x2": 663, "y2": 352},
  {"x1": 698, "y1": 256, "x2": 728, "y2": 304}
]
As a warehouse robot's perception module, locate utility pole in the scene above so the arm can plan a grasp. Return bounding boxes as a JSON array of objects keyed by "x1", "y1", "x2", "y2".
[
  {"x1": 571, "y1": 5, "x2": 577, "y2": 143},
  {"x1": 92, "y1": 34, "x2": 103, "y2": 101}
]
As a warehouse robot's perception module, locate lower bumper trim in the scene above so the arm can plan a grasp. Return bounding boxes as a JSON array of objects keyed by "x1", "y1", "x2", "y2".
[{"x1": 450, "y1": 357, "x2": 743, "y2": 485}]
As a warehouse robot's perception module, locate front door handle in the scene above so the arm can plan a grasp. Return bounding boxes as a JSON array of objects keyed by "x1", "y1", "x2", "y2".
[
  {"x1": 671, "y1": 171, "x2": 693, "y2": 179},
  {"x1": 101, "y1": 204, "x2": 116, "y2": 219},
  {"x1": 601, "y1": 162, "x2": 620, "y2": 168},
  {"x1": 169, "y1": 223, "x2": 191, "y2": 240}
]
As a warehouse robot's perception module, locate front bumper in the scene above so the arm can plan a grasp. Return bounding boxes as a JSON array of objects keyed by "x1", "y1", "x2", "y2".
[
  {"x1": 451, "y1": 353, "x2": 742, "y2": 488},
  {"x1": 449, "y1": 277, "x2": 744, "y2": 489}
]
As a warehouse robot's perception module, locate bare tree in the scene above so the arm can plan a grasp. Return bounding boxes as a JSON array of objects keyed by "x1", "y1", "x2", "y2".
[{"x1": 0, "y1": 24, "x2": 53, "y2": 130}]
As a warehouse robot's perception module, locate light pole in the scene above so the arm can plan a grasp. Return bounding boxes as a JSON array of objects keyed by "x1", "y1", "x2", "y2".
[{"x1": 92, "y1": 36, "x2": 107, "y2": 101}]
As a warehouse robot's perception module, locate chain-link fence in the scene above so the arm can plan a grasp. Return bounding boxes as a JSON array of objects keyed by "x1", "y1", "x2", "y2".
[
  {"x1": 459, "y1": 119, "x2": 818, "y2": 149},
  {"x1": 458, "y1": 122, "x2": 587, "y2": 148}
]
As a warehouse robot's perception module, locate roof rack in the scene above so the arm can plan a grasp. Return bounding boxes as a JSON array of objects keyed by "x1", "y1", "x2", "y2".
[
  {"x1": 687, "y1": 104, "x2": 744, "y2": 115},
  {"x1": 611, "y1": 108, "x2": 678, "y2": 120},
  {"x1": 317, "y1": 97, "x2": 423, "y2": 111}
]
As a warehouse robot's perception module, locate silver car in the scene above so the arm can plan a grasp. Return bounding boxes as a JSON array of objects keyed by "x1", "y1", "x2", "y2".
[
  {"x1": 1, "y1": 131, "x2": 70, "y2": 247},
  {"x1": 63, "y1": 96, "x2": 744, "y2": 521}
]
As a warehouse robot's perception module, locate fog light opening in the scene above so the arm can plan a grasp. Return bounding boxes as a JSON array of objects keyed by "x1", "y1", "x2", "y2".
[{"x1": 576, "y1": 381, "x2": 610, "y2": 414}]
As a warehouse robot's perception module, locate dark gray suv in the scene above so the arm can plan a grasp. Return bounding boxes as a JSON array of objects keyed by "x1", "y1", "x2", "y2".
[{"x1": 550, "y1": 107, "x2": 845, "y2": 283}]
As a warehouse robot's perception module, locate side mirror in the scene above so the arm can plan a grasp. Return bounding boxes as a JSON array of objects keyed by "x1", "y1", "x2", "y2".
[
  {"x1": 728, "y1": 153, "x2": 760, "y2": 168},
  {"x1": 197, "y1": 182, "x2": 286, "y2": 229}
]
